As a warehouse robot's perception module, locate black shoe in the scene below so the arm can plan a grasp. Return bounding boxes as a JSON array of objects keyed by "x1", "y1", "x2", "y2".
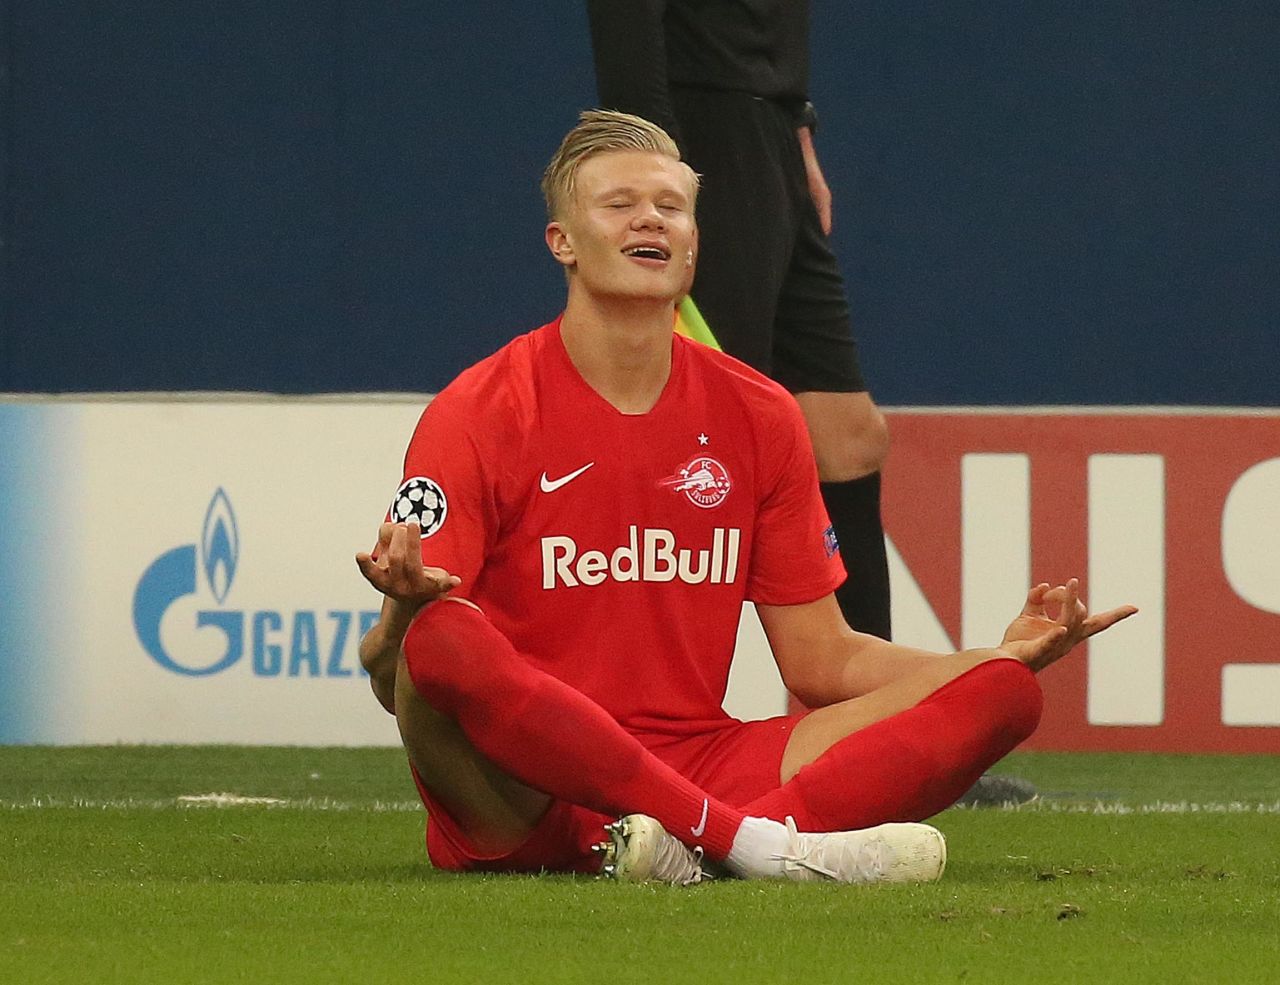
[{"x1": 953, "y1": 774, "x2": 1038, "y2": 808}]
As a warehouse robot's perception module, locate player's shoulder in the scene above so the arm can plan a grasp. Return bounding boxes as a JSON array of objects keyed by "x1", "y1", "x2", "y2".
[{"x1": 429, "y1": 322, "x2": 551, "y2": 419}]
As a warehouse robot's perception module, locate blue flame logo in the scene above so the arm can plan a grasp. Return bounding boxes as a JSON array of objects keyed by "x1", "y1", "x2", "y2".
[
  {"x1": 133, "y1": 489, "x2": 244, "y2": 676},
  {"x1": 201, "y1": 487, "x2": 239, "y2": 604}
]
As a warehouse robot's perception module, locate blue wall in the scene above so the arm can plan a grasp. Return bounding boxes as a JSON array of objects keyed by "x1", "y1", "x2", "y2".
[{"x1": 2, "y1": 2, "x2": 1276, "y2": 403}]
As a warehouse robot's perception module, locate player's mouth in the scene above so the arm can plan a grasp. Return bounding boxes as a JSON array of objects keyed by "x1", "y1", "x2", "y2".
[{"x1": 622, "y1": 243, "x2": 672, "y2": 266}]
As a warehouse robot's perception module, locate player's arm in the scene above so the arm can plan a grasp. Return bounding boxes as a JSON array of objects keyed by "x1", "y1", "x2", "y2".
[
  {"x1": 748, "y1": 389, "x2": 1136, "y2": 704},
  {"x1": 356, "y1": 520, "x2": 462, "y2": 714},
  {"x1": 757, "y1": 594, "x2": 994, "y2": 708},
  {"x1": 759, "y1": 580, "x2": 1137, "y2": 709},
  {"x1": 358, "y1": 596, "x2": 419, "y2": 715},
  {"x1": 355, "y1": 384, "x2": 497, "y2": 713}
]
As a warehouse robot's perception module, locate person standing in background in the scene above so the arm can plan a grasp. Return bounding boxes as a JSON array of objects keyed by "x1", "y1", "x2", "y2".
[{"x1": 586, "y1": 2, "x2": 1036, "y2": 805}]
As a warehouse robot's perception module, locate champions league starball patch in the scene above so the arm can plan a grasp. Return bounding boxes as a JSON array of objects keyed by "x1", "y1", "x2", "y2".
[
  {"x1": 659, "y1": 456, "x2": 732, "y2": 509},
  {"x1": 390, "y1": 476, "x2": 448, "y2": 537},
  {"x1": 823, "y1": 524, "x2": 840, "y2": 558}
]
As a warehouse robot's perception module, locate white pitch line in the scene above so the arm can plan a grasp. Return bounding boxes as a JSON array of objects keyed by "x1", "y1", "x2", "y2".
[
  {"x1": 178, "y1": 793, "x2": 288, "y2": 806},
  {"x1": 963, "y1": 799, "x2": 1280, "y2": 816},
  {"x1": 3, "y1": 797, "x2": 1280, "y2": 815},
  {"x1": 0, "y1": 796, "x2": 423, "y2": 812}
]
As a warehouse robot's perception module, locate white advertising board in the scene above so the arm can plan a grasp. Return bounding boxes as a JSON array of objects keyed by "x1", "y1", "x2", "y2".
[
  {"x1": 0, "y1": 399, "x2": 787, "y2": 744},
  {"x1": 5, "y1": 401, "x2": 1278, "y2": 751}
]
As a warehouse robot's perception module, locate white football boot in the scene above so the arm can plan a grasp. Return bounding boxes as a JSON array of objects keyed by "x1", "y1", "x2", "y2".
[
  {"x1": 772, "y1": 816, "x2": 947, "y2": 884},
  {"x1": 595, "y1": 814, "x2": 708, "y2": 886}
]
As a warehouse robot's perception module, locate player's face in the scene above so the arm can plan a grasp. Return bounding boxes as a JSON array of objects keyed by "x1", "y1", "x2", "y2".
[{"x1": 547, "y1": 150, "x2": 698, "y2": 304}]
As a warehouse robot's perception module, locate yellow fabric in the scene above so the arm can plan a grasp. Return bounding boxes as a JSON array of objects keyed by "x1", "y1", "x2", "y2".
[{"x1": 673, "y1": 296, "x2": 722, "y2": 351}]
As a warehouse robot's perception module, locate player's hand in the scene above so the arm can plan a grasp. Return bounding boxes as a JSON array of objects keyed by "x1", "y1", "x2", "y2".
[
  {"x1": 999, "y1": 579, "x2": 1137, "y2": 672},
  {"x1": 355, "y1": 521, "x2": 461, "y2": 607}
]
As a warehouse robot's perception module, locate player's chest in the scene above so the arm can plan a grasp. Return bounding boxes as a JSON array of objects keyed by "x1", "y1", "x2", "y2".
[
  {"x1": 495, "y1": 414, "x2": 758, "y2": 590},
  {"x1": 516, "y1": 416, "x2": 751, "y2": 517}
]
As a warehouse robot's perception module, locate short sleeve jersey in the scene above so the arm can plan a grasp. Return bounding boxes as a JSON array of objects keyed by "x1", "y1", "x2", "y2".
[{"x1": 387, "y1": 318, "x2": 844, "y2": 735}]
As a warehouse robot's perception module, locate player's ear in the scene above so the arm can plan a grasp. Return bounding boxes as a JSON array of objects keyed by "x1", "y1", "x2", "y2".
[
  {"x1": 545, "y1": 222, "x2": 576, "y2": 268},
  {"x1": 679, "y1": 225, "x2": 698, "y2": 289}
]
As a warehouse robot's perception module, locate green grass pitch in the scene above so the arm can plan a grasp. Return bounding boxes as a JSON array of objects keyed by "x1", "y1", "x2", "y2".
[{"x1": 2, "y1": 747, "x2": 1279, "y2": 984}]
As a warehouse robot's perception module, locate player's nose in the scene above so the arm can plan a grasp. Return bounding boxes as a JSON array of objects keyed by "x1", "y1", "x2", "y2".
[{"x1": 631, "y1": 201, "x2": 665, "y2": 230}]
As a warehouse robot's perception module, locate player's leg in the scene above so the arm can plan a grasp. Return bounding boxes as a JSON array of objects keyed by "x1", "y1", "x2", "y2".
[
  {"x1": 744, "y1": 658, "x2": 1043, "y2": 830},
  {"x1": 402, "y1": 599, "x2": 744, "y2": 859},
  {"x1": 793, "y1": 390, "x2": 892, "y2": 640},
  {"x1": 793, "y1": 391, "x2": 889, "y2": 480},
  {"x1": 771, "y1": 119, "x2": 893, "y2": 641},
  {"x1": 626, "y1": 718, "x2": 949, "y2": 885},
  {"x1": 395, "y1": 650, "x2": 700, "y2": 878},
  {"x1": 392, "y1": 657, "x2": 560, "y2": 858},
  {"x1": 402, "y1": 598, "x2": 945, "y2": 884}
]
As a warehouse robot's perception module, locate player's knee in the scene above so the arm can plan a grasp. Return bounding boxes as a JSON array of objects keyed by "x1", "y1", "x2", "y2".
[
  {"x1": 402, "y1": 599, "x2": 526, "y2": 717},
  {"x1": 400, "y1": 604, "x2": 484, "y2": 711},
  {"x1": 814, "y1": 411, "x2": 890, "y2": 482},
  {"x1": 977, "y1": 658, "x2": 1044, "y2": 744}
]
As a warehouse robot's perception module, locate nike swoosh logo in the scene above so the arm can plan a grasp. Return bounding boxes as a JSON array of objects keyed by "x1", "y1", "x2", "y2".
[
  {"x1": 690, "y1": 799, "x2": 708, "y2": 838},
  {"x1": 540, "y1": 462, "x2": 594, "y2": 493}
]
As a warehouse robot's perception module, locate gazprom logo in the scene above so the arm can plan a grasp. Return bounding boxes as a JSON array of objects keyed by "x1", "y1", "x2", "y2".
[{"x1": 132, "y1": 489, "x2": 377, "y2": 678}]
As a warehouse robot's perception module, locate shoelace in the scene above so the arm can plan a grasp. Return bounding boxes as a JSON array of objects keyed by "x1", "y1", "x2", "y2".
[
  {"x1": 652, "y1": 840, "x2": 707, "y2": 886},
  {"x1": 771, "y1": 816, "x2": 886, "y2": 882}
]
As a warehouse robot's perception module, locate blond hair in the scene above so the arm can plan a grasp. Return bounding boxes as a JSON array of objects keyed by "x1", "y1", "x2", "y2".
[{"x1": 541, "y1": 109, "x2": 697, "y2": 220}]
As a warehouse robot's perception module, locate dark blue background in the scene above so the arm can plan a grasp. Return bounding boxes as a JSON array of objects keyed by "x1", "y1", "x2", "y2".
[{"x1": 2, "y1": 2, "x2": 1276, "y2": 403}]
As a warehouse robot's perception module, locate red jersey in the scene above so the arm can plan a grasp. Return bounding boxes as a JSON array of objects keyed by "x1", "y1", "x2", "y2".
[{"x1": 387, "y1": 317, "x2": 844, "y2": 735}]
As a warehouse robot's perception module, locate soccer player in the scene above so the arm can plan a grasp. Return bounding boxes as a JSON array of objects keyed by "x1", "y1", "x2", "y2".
[{"x1": 355, "y1": 111, "x2": 1135, "y2": 885}]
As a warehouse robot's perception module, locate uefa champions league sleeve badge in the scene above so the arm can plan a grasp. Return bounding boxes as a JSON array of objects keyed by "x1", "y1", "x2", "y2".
[{"x1": 390, "y1": 476, "x2": 448, "y2": 537}]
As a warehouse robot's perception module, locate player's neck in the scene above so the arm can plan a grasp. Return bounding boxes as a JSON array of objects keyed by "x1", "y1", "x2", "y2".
[{"x1": 560, "y1": 294, "x2": 675, "y2": 415}]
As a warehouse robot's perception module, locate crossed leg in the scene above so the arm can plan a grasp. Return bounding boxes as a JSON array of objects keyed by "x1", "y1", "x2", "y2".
[
  {"x1": 393, "y1": 599, "x2": 1041, "y2": 875},
  {"x1": 393, "y1": 664, "x2": 554, "y2": 858},
  {"x1": 398, "y1": 598, "x2": 751, "y2": 868},
  {"x1": 748, "y1": 659, "x2": 1042, "y2": 830}
]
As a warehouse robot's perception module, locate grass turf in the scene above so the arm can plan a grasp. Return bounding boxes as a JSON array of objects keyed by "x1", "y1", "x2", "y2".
[{"x1": 2, "y1": 747, "x2": 1278, "y2": 984}]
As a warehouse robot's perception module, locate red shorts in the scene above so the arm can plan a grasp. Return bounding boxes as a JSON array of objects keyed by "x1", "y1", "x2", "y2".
[{"x1": 415, "y1": 713, "x2": 803, "y2": 873}]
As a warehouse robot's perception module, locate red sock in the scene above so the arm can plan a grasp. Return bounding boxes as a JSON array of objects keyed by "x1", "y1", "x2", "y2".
[
  {"x1": 744, "y1": 659, "x2": 1043, "y2": 830},
  {"x1": 402, "y1": 600, "x2": 744, "y2": 860}
]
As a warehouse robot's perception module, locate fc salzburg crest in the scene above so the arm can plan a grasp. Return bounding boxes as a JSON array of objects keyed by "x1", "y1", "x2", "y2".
[{"x1": 659, "y1": 456, "x2": 732, "y2": 509}]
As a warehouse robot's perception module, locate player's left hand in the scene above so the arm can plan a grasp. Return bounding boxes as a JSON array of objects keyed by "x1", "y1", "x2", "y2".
[
  {"x1": 1000, "y1": 579, "x2": 1137, "y2": 673},
  {"x1": 355, "y1": 521, "x2": 460, "y2": 607}
]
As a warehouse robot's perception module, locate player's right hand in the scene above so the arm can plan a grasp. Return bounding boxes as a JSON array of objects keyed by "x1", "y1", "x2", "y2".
[
  {"x1": 355, "y1": 521, "x2": 461, "y2": 606},
  {"x1": 999, "y1": 579, "x2": 1137, "y2": 672}
]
